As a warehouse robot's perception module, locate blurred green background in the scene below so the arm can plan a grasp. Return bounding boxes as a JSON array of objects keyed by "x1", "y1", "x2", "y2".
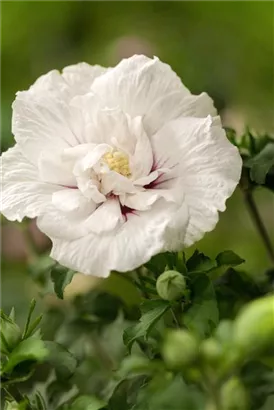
[{"x1": 1, "y1": 1, "x2": 274, "y2": 321}]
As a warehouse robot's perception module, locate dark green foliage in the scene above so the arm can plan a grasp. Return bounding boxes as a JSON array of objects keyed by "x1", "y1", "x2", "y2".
[
  {"x1": 2, "y1": 129, "x2": 274, "y2": 409},
  {"x1": 50, "y1": 265, "x2": 75, "y2": 300}
]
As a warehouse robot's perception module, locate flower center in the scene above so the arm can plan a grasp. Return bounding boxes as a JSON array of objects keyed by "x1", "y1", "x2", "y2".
[{"x1": 103, "y1": 150, "x2": 131, "y2": 177}]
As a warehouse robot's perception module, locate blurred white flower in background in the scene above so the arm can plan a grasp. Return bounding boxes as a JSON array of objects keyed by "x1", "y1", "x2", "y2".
[{"x1": 1, "y1": 55, "x2": 242, "y2": 277}]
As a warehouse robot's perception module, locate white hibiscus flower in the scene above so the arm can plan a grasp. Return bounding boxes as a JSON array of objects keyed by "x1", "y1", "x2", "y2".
[{"x1": 1, "y1": 55, "x2": 242, "y2": 277}]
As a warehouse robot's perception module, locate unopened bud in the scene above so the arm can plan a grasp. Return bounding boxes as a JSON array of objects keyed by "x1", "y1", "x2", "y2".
[
  {"x1": 200, "y1": 338, "x2": 223, "y2": 365},
  {"x1": 233, "y1": 295, "x2": 274, "y2": 357},
  {"x1": 156, "y1": 270, "x2": 186, "y2": 301},
  {"x1": 221, "y1": 377, "x2": 249, "y2": 410},
  {"x1": 162, "y1": 329, "x2": 198, "y2": 368}
]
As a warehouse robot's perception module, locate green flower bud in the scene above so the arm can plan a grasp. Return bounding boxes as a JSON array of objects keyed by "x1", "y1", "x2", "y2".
[
  {"x1": 156, "y1": 270, "x2": 186, "y2": 301},
  {"x1": 1, "y1": 316, "x2": 21, "y2": 353},
  {"x1": 162, "y1": 329, "x2": 198, "y2": 369},
  {"x1": 233, "y1": 295, "x2": 274, "y2": 357},
  {"x1": 220, "y1": 377, "x2": 249, "y2": 410},
  {"x1": 200, "y1": 338, "x2": 223, "y2": 365},
  {"x1": 214, "y1": 320, "x2": 234, "y2": 345}
]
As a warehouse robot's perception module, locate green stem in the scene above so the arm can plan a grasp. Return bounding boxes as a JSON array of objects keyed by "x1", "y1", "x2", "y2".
[
  {"x1": 170, "y1": 307, "x2": 180, "y2": 328},
  {"x1": 91, "y1": 332, "x2": 115, "y2": 372},
  {"x1": 241, "y1": 186, "x2": 274, "y2": 265},
  {"x1": 204, "y1": 380, "x2": 222, "y2": 410},
  {"x1": 136, "y1": 269, "x2": 150, "y2": 299}
]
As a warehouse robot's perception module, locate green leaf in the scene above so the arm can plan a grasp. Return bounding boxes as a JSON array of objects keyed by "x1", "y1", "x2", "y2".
[
  {"x1": 108, "y1": 378, "x2": 146, "y2": 410},
  {"x1": 28, "y1": 255, "x2": 56, "y2": 287},
  {"x1": 3, "y1": 337, "x2": 48, "y2": 373},
  {"x1": 74, "y1": 291, "x2": 124, "y2": 326},
  {"x1": 9, "y1": 307, "x2": 16, "y2": 321},
  {"x1": 183, "y1": 275, "x2": 219, "y2": 338},
  {"x1": 44, "y1": 341, "x2": 77, "y2": 380},
  {"x1": 24, "y1": 314, "x2": 43, "y2": 339},
  {"x1": 145, "y1": 253, "x2": 170, "y2": 275},
  {"x1": 259, "y1": 395, "x2": 274, "y2": 410},
  {"x1": 4, "y1": 400, "x2": 29, "y2": 410},
  {"x1": 123, "y1": 299, "x2": 170, "y2": 351},
  {"x1": 245, "y1": 143, "x2": 274, "y2": 184},
  {"x1": 118, "y1": 355, "x2": 163, "y2": 379},
  {"x1": 0, "y1": 311, "x2": 21, "y2": 353},
  {"x1": 216, "y1": 251, "x2": 245, "y2": 267},
  {"x1": 20, "y1": 299, "x2": 43, "y2": 340},
  {"x1": 51, "y1": 265, "x2": 75, "y2": 299},
  {"x1": 187, "y1": 250, "x2": 216, "y2": 273},
  {"x1": 135, "y1": 375, "x2": 205, "y2": 410},
  {"x1": 70, "y1": 395, "x2": 106, "y2": 410},
  {"x1": 108, "y1": 380, "x2": 128, "y2": 410},
  {"x1": 210, "y1": 251, "x2": 245, "y2": 280}
]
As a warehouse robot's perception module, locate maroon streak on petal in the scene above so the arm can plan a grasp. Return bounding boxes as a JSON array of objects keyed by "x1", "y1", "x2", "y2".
[
  {"x1": 120, "y1": 204, "x2": 138, "y2": 222},
  {"x1": 60, "y1": 185, "x2": 78, "y2": 189}
]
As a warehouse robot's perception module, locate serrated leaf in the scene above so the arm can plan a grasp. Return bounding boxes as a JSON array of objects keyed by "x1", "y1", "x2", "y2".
[
  {"x1": 22, "y1": 299, "x2": 39, "y2": 339},
  {"x1": 183, "y1": 275, "x2": 219, "y2": 338},
  {"x1": 210, "y1": 251, "x2": 245, "y2": 280},
  {"x1": 245, "y1": 143, "x2": 274, "y2": 184},
  {"x1": 3, "y1": 337, "x2": 48, "y2": 373},
  {"x1": 123, "y1": 300, "x2": 170, "y2": 351},
  {"x1": 216, "y1": 251, "x2": 245, "y2": 267},
  {"x1": 51, "y1": 265, "x2": 75, "y2": 299},
  {"x1": 187, "y1": 250, "x2": 216, "y2": 273},
  {"x1": 25, "y1": 314, "x2": 43, "y2": 339},
  {"x1": 44, "y1": 341, "x2": 77, "y2": 380},
  {"x1": 70, "y1": 395, "x2": 106, "y2": 410}
]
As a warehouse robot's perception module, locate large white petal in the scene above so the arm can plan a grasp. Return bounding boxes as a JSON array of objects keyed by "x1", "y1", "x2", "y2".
[
  {"x1": 91, "y1": 55, "x2": 190, "y2": 134},
  {"x1": 62, "y1": 62, "x2": 108, "y2": 95},
  {"x1": 38, "y1": 150, "x2": 76, "y2": 186},
  {"x1": 163, "y1": 199, "x2": 190, "y2": 251},
  {"x1": 29, "y1": 70, "x2": 69, "y2": 95},
  {"x1": 151, "y1": 115, "x2": 242, "y2": 247},
  {"x1": 12, "y1": 91, "x2": 84, "y2": 165},
  {"x1": 50, "y1": 199, "x2": 183, "y2": 277},
  {"x1": 29, "y1": 64, "x2": 108, "y2": 100},
  {"x1": 144, "y1": 91, "x2": 217, "y2": 136},
  {"x1": 1, "y1": 145, "x2": 58, "y2": 221}
]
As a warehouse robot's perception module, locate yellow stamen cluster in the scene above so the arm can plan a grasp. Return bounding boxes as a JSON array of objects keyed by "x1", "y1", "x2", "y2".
[{"x1": 103, "y1": 150, "x2": 131, "y2": 177}]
